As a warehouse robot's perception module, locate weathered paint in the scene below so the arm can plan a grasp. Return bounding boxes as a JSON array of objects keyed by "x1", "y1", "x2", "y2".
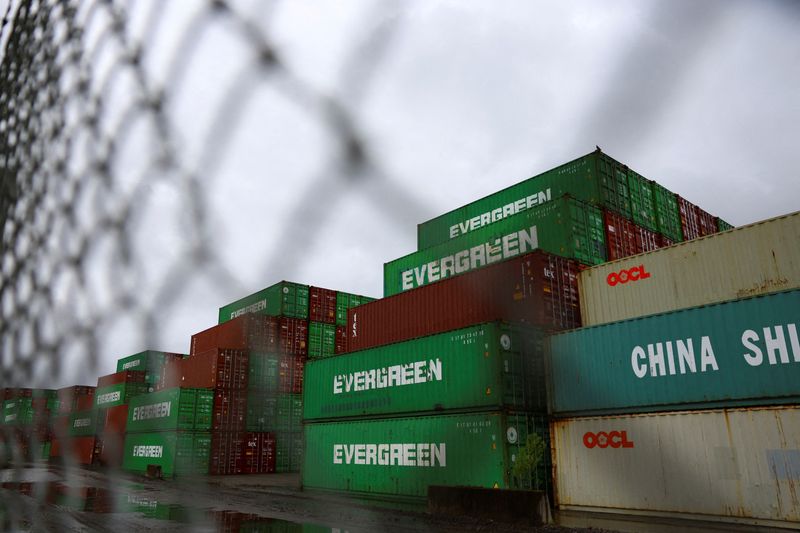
[
  {"x1": 126, "y1": 388, "x2": 214, "y2": 433},
  {"x1": 386, "y1": 196, "x2": 605, "y2": 296},
  {"x1": 416, "y1": 149, "x2": 631, "y2": 249},
  {"x1": 218, "y1": 281, "x2": 309, "y2": 323},
  {"x1": 548, "y1": 289, "x2": 800, "y2": 416},
  {"x1": 551, "y1": 406, "x2": 800, "y2": 527},
  {"x1": 304, "y1": 322, "x2": 546, "y2": 421},
  {"x1": 303, "y1": 411, "x2": 550, "y2": 500},
  {"x1": 579, "y1": 211, "x2": 800, "y2": 326}
]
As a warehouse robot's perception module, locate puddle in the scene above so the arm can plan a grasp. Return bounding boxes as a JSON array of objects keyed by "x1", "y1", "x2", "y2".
[{"x1": 0, "y1": 481, "x2": 344, "y2": 532}]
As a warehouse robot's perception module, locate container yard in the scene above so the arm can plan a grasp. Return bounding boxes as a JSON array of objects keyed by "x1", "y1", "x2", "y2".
[{"x1": 3, "y1": 149, "x2": 798, "y2": 532}]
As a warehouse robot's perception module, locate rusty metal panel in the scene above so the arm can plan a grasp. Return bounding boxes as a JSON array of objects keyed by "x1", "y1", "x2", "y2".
[
  {"x1": 579, "y1": 211, "x2": 800, "y2": 326},
  {"x1": 551, "y1": 406, "x2": 800, "y2": 527}
]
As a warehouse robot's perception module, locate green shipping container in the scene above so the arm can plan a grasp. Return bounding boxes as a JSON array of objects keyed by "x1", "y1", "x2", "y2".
[
  {"x1": 68, "y1": 409, "x2": 98, "y2": 437},
  {"x1": 122, "y1": 431, "x2": 210, "y2": 477},
  {"x1": 2, "y1": 399, "x2": 34, "y2": 425},
  {"x1": 303, "y1": 323, "x2": 545, "y2": 421},
  {"x1": 335, "y1": 293, "x2": 375, "y2": 326},
  {"x1": 308, "y1": 322, "x2": 336, "y2": 358},
  {"x1": 547, "y1": 289, "x2": 800, "y2": 417},
  {"x1": 127, "y1": 388, "x2": 214, "y2": 433},
  {"x1": 652, "y1": 182, "x2": 683, "y2": 242},
  {"x1": 717, "y1": 218, "x2": 735, "y2": 232},
  {"x1": 276, "y1": 431, "x2": 303, "y2": 473},
  {"x1": 247, "y1": 393, "x2": 302, "y2": 432},
  {"x1": 116, "y1": 351, "x2": 176, "y2": 386},
  {"x1": 302, "y1": 411, "x2": 550, "y2": 500},
  {"x1": 627, "y1": 170, "x2": 657, "y2": 231},
  {"x1": 218, "y1": 281, "x2": 309, "y2": 324},
  {"x1": 416, "y1": 149, "x2": 630, "y2": 250},
  {"x1": 386, "y1": 196, "x2": 605, "y2": 296},
  {"x1": 94, "y1": 382, "x2": 148, "y2": 409},
  {"x1": 248, "y1": 352, "x2": 280, "y2": 392}
]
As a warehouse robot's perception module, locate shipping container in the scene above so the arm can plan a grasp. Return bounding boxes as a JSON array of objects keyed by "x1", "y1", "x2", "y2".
[
  {"x1": 161, "y1": 349, "x2": 249, "y2": 390},
  {"x1": 304, "y1": 322, "x2": 546, "y2": 421},
  {"x1": 122, "y1": 431, "x2": 210, "y2": 477},
  {"x1": 97, "y1": 370, "x2": 146, "y2": 388},
  {"x1": 98, "y1": 404, "x2": 129, "y2": 435},
  {"x1": 212, "y1": 389, "x2": 247, "y2": 431},
  {"x1": 335, "y1": 326, "x2": 347, "y2": 355},
  {"x1": 210, "y1": 431, "x2": 245, "y2": 475},
  {"x1": 416, "y1": 149, "x2": 631, "y2": 250},
  {"x1": 275, "y1": 431, "x2": 303, "y2": 473},
  {"x1": 303, "y1": 411, "x2": 549, "y2": 500},
  {"x1": 247, "y1": 352, "x2": 305, "y2": 394},
  {"x1": 551, "y1": 406, "x2": 800, "y2": 528},
  {"x1": 94, "y1": 382, "x2": 148, "y2": 408},
  {"x1": 603, "y1": 210, "x2": 641, "y2": 261},
  {"x1": 241, "y1": 432, "x2": 276, "y2": 474},
  {"x1": 126, "y1": 388, "x2": 214, "y2": 433},
  {"x1": 548, "y1": 289, "x2": 800, "y2": 416},
  {"x1": 57, "y1": 386, "x2": 95, "y2": 415},
  {"x1": 116, "y1": 351, "x2": 184, "y2": 387},
  {"x1": 309, "y1": 287, "x2": 337, "y2": 324},
  {"x1": 191, "y1": 314, "x2": 279, "y2": 356},
  {"x1": 308, "y1": 322, "x2": 336, "y2": 358},
  {"x1": 218, "y1": 281, "x2": 309, "y2": 324},
  {"x1": 578, "y1": 211, "x2": 800, "y2": 326},
  {"x1": 68, "y1": 410, "x2": 98, "y2": 437},
  {"x1": 696, "y1": 205, "x2": 717, "y2": 237},
  {"x1": 626, "y1": 170, "x2": 657, "y2": 231},
  {"x1": 651, "y1": 182, "x2": 683, "y2": 242},
  {"x1": 717, "y1": 218, "x2": 735, "y2": 232},
  {"x1": 50, "y1": 436, "x2": 96, "y2": 465},
  {"x1": 388, "y1": 196, "x2": 603, "y2": 296},
  {"x1": 677, "y1": 195, "x2": 702, "y2": 241},
  {"x1": 351, "y1": 250, "x2": 581, "y2": 352},
  {"x1": 247, "y1": 393, "x2": 301, "y2": 432},
  {"x1": 336, "y1": 292, "x2": 375, "y2": 327}
]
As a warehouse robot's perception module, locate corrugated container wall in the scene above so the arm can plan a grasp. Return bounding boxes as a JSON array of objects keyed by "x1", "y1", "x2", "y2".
[
  {"x1": 350, "y1": 250, "x2": 581, "y2": 352},
  {"x1": 387, "y1": 196, "x2": 604, "y2": 296},
  {"x1": 579, "y1": 211, "x2": 800, "y2": 326},
  {"x1": 304, "y1": 323, "x2": 546, "y2": 421},
  {"x1": 416, "y1": 149, "x2": 632, "y2": 250},
  {"x1": 303, "y1": 411, "x2": 550, "y2": 500},
  {"x1": 217, "y1": 281, "x2": 309, "y2": 324},
  {"x1": 551, "y1": 406, "x2": 800, "y2": 528},
  {"x1": 548, "y1": 289, "x2": 800, "y2": 416}
]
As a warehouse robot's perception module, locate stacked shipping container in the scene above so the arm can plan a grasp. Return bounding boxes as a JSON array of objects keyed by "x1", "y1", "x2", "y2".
[
  {"x1": 49, "y1": 386, "x2": 95, "y2": 465},
  {"x1": 1, "y1": 389, "x2": 57, "y2": 463},
  {"x1": 546, "y1": 212, "x2": 800, "y2": 527}
]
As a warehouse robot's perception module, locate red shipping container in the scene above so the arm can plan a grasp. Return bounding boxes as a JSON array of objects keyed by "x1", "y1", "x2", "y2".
[
  {"x1": 657, "y1": 234, "x2": 675, "y2": 248},
  {"x1": 348, "y1": 250, "x2": 582, "y2": 352},
  {"x1": 212, "y1": 389, "x2": 247, "y2": 431},
  {"x1": 210, "y1": 431, "x2": 245, "y2": 475},
  {"x1": 696, "y1": 208, "x2": 717, "y2": 237},
  {"x1": 162, "y1": 349, "x2": 249, "y2": 390},
  {"x1": 97, "y1": 370, "x2": 145, "y2": 388},
  {"x1": 279, "y1": 355, "x2": 305, "y2": 394},
  {"x1": 279, "y1": 318, "x2": 308, "y2": 357},
  {"x1": 191, "y1": 315, "x2": 280, "y2": 356},
  {"x1": 634, "y1": 224, "x2": 660, "y2": 254},
  {"x1": 75, "y1": 394, "x2": 96, "y2": 411},
  {"x1": 603, "y1": 210, "x2": 641, "y2": 261},
  {"x1": 241, "y1": 432, "x2": 276, "y2": 474},
  {"x1": 677, "y1": 195, "x2": 702, "y2": 241},
  {"x1": 334, "y1": 326, "x2": 347, "y2": 355},
  {"x1": 309, "y1": 287, "x2": 337, "y2": 324},
  {"x1": 58, "y1": 386, "x2": 96, "y2": 414},
  {"x1": 99, "y1": 405, "x2": 129, "y2": 435},
  {"x1": 95, "y1": 432, "x2": 125, "y2": 467},
  {"x1": 50, "y1": 436, "x2": 96, "y2": 465},
  {"x1": 3, "y1": 388, "x2": 33, "y2": 400}
]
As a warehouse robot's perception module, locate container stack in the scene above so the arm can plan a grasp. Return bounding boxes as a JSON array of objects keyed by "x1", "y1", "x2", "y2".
[
  {"x1": 546, "y1": 212, "x2": 800, "y2": 528},
  {"x1": 49, "y1": 386, "x2": 95, "y2": 465},
  {"x1": 122, "y1": 387, "x2": 213, "y2": 478},
  {"x1": 1, "y1": 388, "x2": 57, "y2": 463},
  {"x1": 93, "y1": 369, "x2": 149, "y2": 467}
]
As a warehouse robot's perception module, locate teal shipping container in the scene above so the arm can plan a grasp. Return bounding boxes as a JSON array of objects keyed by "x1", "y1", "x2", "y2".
[
  {"x1": 547, "y1": 289, "x2": 800, "y2": 416},
  {"x1": 416, "y1": 149, "x2": 631, "y2": 250},
  {"x1": 303, "y1": 323, "x2": 545, "y2": 421},
  {"x1": 386, "y1": 196, "x2": 605, "y2": 296},
  {"x1": 303, "y1": 411, "x2": 550, "y2": 500},
  {"x1": 126, "y1": 388, "x2": 214, "y2": 433}
]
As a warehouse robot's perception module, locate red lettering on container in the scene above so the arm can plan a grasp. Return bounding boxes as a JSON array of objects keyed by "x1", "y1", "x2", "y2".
[
  {"x1": 583, "y1": 431, "x2": 634, "y2": 448},
  {"x1": 606, "y1": 266, "x2": 651, "y2": 286}
]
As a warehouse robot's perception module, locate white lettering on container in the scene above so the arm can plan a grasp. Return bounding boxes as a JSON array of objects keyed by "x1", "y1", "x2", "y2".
[
  {"x1": 332, "y1": 443, "x2": 446, "y2": 467},
  {"x1": 448, "y1": 189, "x2": 551, "y2": 239},
  {"x1": 333, "y1": 358, "x2": 443, "y2": 395}
]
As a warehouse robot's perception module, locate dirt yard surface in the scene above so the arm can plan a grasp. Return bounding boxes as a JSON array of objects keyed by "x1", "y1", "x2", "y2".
[{"x1": 0, "y1": 464, "x2": 611, "y2": 532}]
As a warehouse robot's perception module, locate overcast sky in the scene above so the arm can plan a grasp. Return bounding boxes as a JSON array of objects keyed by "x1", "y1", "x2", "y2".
[{"x1": 2, "y1": 0, "x2": 799, "y2": 386}]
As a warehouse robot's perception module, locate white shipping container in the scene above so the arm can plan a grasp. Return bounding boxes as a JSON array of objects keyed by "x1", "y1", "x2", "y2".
[
  {"x1": 579, "y1": 211, "x2": 800, "y2": 326},
  {"x1": 551, "y1": 406, "x2": 800, "y2": 527}
]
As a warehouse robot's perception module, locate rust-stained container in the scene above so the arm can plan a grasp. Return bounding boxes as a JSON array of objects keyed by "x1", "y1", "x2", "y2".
[
  {"x1": 280, "y1": 355, "x2": 305, "y2": 394},
  {"x1": 697, "y1": 207, "x2": 717, "y2": 237},
  {"x1": 241, "y1": 432, "x2": 276, "y2": 474},
  {"x1": 191, "y1": 315, "x2": 279, "y2": 356},
  {"x1": 578, "y1": 211, "x2": 800, "y2": 326},
  {"x1": 99, "y1": 404, "x2": 129, "y2": 435},
  {"x1": 57, "y1": 386, "x2": 95, "y2": 414},
  {"x1": 677, "y1": 195, "x2": 702, "y2": 241},
  {"x1": 97, "y1": 371, "x2": 146, "y2": 388},
  {"x1": 603, "y1": 210, "x2": 641, "y2": 261},
  {"x1": 334, "y1": 326, "x2": 348, "y2": 354},
  {"x1": 212, "y1": 389, "x2": 247, "y2": 431},
  {"x1": 210, "y1": 431, "x2": 245, "y2": 475},
  {"x1": 349, "y1": 250, "x2": 581, "y2": 352},
  {"x1": 309, "y1": 287, "x2": 337, "y2": 324},
  {"x1": 551, "y1": 406, "x2": 800, "y2": 528},
  {"x1": 50, "y1": 436, "x2": 96, "y2": 465},
  {"x1": 161, "y1": 349, "x2": 249, "y2": 390}
]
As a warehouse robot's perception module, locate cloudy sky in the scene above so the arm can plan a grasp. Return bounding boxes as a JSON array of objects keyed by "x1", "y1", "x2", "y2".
[{"x1": 1, "y1": 0, "x2": 798, "y2": 385}]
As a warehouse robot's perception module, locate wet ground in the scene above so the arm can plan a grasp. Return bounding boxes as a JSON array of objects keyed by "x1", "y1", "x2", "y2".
[{"x1": 0, "y1": 464, "x2": 600, "y2": 532}]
